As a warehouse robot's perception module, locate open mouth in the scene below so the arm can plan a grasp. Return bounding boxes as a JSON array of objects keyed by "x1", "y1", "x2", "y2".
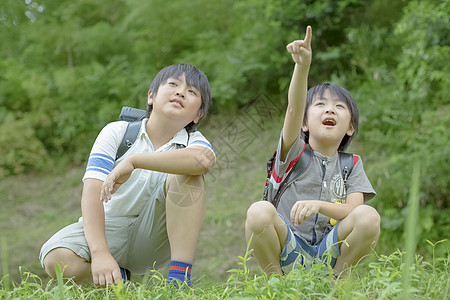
[
  {"x1": 322, "y1": 118, "x2": 336, "y2": 126},
  {"x1": 170, "y1": 99, "x2": 184, "y2": 108}
]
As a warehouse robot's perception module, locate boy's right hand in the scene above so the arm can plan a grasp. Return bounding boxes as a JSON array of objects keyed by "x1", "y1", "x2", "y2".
[
  {"x1": 101, "y1": 157, "x2": 135, "y2": 203},
  {"x1": 286, "y1": 26, "x2": 312, "y2": 68},
  {"x1": 91, "y1": 251, "x2": 123, "y2": 286}
]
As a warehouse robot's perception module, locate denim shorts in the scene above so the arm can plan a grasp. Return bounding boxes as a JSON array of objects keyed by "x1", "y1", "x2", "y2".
[{"x1": 279, "y1": 214, "x2": 341, "y2": 274}]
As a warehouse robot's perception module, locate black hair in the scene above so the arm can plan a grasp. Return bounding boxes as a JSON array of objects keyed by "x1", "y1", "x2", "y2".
[
  {"x1": 301, "y1": 82, "x2": 359, "y2": 151},
  {"x1": 146, "y1": 63, "x2": 212, "y2": 132}
]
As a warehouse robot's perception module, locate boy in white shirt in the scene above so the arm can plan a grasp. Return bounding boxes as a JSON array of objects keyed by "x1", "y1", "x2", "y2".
[{"x1": 40, "y1": 63, "x2": 215, "y2": 286}]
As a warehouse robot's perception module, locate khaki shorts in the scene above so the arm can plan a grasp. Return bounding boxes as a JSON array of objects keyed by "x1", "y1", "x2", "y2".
[{"x1": 39, "y1": 194, "x2": 170, "y2": 275}]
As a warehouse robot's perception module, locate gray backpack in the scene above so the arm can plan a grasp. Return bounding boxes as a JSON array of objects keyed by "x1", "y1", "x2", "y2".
[
  {"x1": 116, "y1": 107, "x2": 146, "y2": 160},
  {"x1": 115, "y1": 107, "x2": 187, "y2": 160},
  {"x1": 263, "y1": 143, "x2": 357, "y2": 208}
]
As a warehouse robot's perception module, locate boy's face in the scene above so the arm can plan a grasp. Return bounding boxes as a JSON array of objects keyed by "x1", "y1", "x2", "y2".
[
  {"x1": 147, "y1": 74, "x2": 203, "y2": 126},
  {"x1": 302, "y1": 90, "x2": 355, "y2": 149}
]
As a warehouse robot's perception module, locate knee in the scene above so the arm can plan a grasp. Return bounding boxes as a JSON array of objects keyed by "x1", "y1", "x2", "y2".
[
  {"x1": 184, "y1": 174, "x2": 204, "y2": 187},
  {"x1": 43, "y1": 247, "x2": 88, "y2": 280},
  {"x1": 245, "y1": 201, "x2": 277, "y2": 233},
  {"x1": 165, "y1": 174, "x2": 204, "y2": 207},
  {"x1": 166, "y1": 174, "x2": 204, "y2": 192},
  {"x1": 43, "y1": 248, "x2": 66, "y2": 278},
  {"x1": 352, "y1": 205, "x2": 381, "y2": 238}
]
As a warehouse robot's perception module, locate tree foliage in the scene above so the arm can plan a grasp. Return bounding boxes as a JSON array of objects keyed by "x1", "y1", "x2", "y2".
[
  {"x1": 332, "y1": 0, "x2": 449, "y2": 248},
  {"x1": 0, "y1": 0, "x2": 448, "y2": 253}
]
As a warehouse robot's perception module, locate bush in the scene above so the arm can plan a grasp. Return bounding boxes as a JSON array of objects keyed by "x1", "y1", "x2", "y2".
[
  {"x1": 333, "y1": 0, "x2": 450, "y2": 255},
  {"x1": 0, "y1": 114, "x2": 48, "y2": 178}
]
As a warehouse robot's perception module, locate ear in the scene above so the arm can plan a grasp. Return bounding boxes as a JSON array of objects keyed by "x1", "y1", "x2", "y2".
[
  {"x1": 302, "y1": 123, "x2": 309, "y2": 133},
  {"x1": 193, "y1": 110, "x2": 203, "y2": 124},
  {"x1": 346, "y1": 124, "x2": 355, "y2": 136},
  {"x1": 147, "y1": 90, "x2": 153, "y2": 106}
]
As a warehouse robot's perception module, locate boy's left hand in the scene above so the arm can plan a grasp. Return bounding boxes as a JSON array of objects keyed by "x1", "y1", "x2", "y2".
[
  {"x1": 290, "y1": 200, "x2": 320, "y2": 226},
  {"x1": 100, "y1": 158, "x2": 135, "y2": 202}
]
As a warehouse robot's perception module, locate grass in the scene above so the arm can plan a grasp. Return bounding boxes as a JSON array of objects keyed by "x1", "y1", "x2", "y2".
[
  {"x1": 1, "y1": 109, "x2": 449, "y2": 298},
  {"x1": 0, "y1": 242, "x2": 449, "y2": 299}
]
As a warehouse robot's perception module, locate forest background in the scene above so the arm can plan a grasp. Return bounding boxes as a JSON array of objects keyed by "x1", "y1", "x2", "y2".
[{"x1": 0, "y1": 0, "x2": 448, "y2": 284}]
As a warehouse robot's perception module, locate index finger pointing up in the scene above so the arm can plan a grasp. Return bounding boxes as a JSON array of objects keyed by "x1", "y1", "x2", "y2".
[{"x1": 304, "y1": 25, "x2": 312, "y2": 47}]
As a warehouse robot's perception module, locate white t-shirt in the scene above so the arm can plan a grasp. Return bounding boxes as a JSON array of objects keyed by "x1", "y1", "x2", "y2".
[{"x1": 82, "y1": 119, "x2": 215, "y2": 217}]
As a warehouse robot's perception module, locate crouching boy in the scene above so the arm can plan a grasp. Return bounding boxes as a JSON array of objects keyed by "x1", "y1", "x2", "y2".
[
  {"x1": 40, "y1": 63, "x2": 215, "y2": 286},
  {"x1": 245, "y1": 27, "x2": 380, "y2": 277}
]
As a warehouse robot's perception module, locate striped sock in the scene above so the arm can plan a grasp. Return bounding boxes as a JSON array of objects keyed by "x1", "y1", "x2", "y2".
[
  {"x1": 167, "y1": 260, "x2": 192, "y2": 286},
  {"x1": 119, "y1": 267, "x2": 130, "y2": 282}
]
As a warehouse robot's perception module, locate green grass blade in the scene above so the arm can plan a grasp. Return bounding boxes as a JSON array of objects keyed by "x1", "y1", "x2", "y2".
[
  {"x1": 402, "y1": 161, "x2": 420, "y2": 300},
  {"x1": 1, "y1": 238, "x2": 10, "y2": 293},
  {"x1": 54, "y1": 264, "x2": 65, "y2": 300}
]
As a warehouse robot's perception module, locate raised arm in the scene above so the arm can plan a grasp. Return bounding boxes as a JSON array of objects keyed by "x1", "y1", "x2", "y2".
[{"x1": 281, "y1": 26, "x2": 312, "y2": 161}]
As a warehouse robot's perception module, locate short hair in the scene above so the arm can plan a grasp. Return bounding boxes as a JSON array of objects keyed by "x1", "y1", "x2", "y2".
[
  {"x1": 146, "y1": 63, "x2": 212, "y2": 132},
  {"x1": 301, "y1": 82, "x2": 359, "y2": 151}
]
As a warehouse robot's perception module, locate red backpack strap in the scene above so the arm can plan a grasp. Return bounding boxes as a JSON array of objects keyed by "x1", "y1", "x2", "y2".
[
  {"x1": 262, "y1": 150, "x2": 277, "y2": 202},
  {"x1": 270, "y1": 144, "x2": 312, "y2": 208}
]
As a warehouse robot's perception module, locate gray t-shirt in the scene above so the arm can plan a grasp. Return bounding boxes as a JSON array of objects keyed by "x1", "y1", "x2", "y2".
[{"x1": 266, "y1": 134, "x2": 376, "y2": 245}]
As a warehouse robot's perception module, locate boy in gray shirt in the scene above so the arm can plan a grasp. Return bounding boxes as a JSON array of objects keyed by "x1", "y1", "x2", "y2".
[{"x1": 245, "y1": 26, "x2": 380, "y2": 277}]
